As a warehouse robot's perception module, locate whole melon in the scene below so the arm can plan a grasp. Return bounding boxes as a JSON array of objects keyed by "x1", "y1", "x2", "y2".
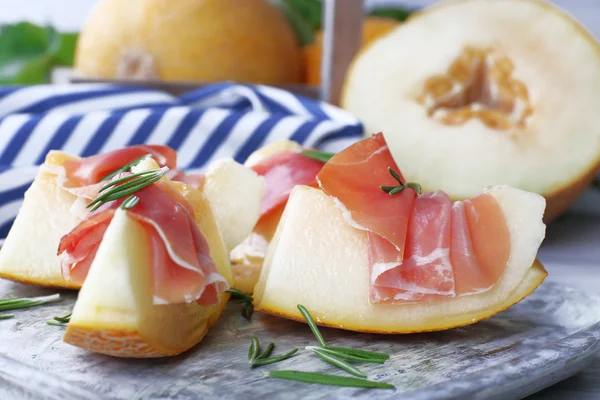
[{"x1": 75, "y1": 0, "x2": 303, "y2": 84}]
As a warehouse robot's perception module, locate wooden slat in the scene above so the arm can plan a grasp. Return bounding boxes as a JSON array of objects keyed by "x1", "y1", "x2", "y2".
[{"x1": 320, "y1": 0, "x2": 364, "y2": 105}]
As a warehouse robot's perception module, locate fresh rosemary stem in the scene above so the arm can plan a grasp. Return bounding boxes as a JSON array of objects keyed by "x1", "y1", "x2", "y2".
[
  {"x1": 312, "y1": 348, "x2": 366, "y2": 378},
  {"x1": 300, "y1": 150, "x2": 335, "y2": 163},
  {"x1": 297, "y1": 305, "x2": 327, "y2": 347},
  {"x1": 0, "y1": 294, "x2": 60, "y2": 312},
  {"x1": 268, "y1": 371, "x2": 395, "y2": 389}
]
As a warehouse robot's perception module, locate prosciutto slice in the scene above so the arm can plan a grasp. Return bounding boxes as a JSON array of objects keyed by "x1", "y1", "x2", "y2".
[
  {"x1": 62, "y1": 145, "x2": 177, "y2": 187},
  {"x1": 251, "y1": 150, "x2": 326, "y2": 221},
  {"x1": 317, "y1": 133, "x2": 511, "y2": 304},
  {"x1": 58, "y1": 178, "x2": 228, "y2": 306}
]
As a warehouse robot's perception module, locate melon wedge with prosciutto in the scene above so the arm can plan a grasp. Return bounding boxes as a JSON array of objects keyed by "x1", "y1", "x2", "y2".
[
  {"x1": 63, "y1": 157, "x2": 232, "y2": 357},
  {"x1": 254, "y1": 134, "x2": 546, "y2": 333},
  {"x1": 231, "y1": 140, "x2": 326, "y2": 293},
  {"x1": 0, "y1": 146, "x2": 263, "y2": 291}
]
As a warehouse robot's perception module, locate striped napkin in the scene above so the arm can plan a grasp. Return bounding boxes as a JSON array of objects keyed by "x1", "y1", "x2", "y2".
[{"x1": 0, "y1": 83, "x2": 364, "y2": 240}]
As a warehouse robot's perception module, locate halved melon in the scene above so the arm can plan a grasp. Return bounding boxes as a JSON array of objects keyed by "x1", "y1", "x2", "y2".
[
  {"x1": 254, "y1": 185, "x2": 547, "y2": 333},
  {"x1": 342, "y1": 0, "x2": 600, "y2": 222},
  {"x1": 64, "y1": 158, "x2": 232, "y2": 357},
  {"x1": 0, "y1": 151, "x2": 81, "y2": 288}
]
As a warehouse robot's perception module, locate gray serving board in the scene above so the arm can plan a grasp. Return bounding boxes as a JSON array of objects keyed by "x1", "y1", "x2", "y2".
[{"x1": 0, "y1": 279, "x2": 599, "y2": 400}]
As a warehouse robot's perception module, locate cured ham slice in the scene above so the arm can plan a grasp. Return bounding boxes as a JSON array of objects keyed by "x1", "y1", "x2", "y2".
[
  {"x1": 62, "y1": 145, "x2": 177, "y2": 187},
  {"x1": 58, "y1": 178, "x2": 227, "y2": 306},
  {"x1": 317, "y1": 133, "x2": 511, "y2": 304},
  {"x1": 251, "y1": 150, "x2": 325, "y2": 221}
]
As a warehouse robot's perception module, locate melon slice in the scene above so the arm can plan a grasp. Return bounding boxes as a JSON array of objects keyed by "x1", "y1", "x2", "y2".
[
  {"x1": 0, "y1": 151, "x2": 81, "y2": 288},
  {"x1": 342, "y1": 0, "x2": 600, "y2": 222},
  {"x1": 64, "y1": 159, "x2": 232, "y2": 357},
  {"x1": 0, "y1": 153, "x2": 262, "y2": 291},
  {"x1": 254, "y1": 185, "x2": 547, "y2": 333},
  {"x1": 230, "y1": 139, "x2": 303, "y2": 293}
]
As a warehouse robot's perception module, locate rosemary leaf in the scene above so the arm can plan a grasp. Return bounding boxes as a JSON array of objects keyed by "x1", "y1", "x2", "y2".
[
  {"x1": 313, "y1": 348, "x2": 366, "y2": 378},
  {"x1": 226, "y1": 288, "x2": 253, "y2": 302},
  {"x1": 300, "y1": 150, "x2": 335, "y2": 163},
  {"x1": 242, "y1": 302, "x2": 254, "y2": 320},
  {"x1": 269, "y1": 371, "x2": 395, "y2": 389},
  {"x1": 51, "y1": 312, "x2": 72, "y2": 324},
  {"x1": 121, "y1": 195, "x2": 140, "y2": 210},
  {"x1": 0, "y1": 314, "x2": 14, "y2": 320},
  {"x1": 0, "y1": 294, "x2": 60, "y2": 312},
  {"x1": 379, "y1": 185, "x2": 396, "y2": 193},
  {"x1": 251, "y1": 348, "x2": 298, "y2": 368},
  {"x1": 99, "y1": 154, "x2": 152, "y2": 182},
  {"x1": 226, "y1": 289, "x2": 254, "y2": 321},
  {"x1": 388, "y1": 167, "x2": 403, "y2": 185},
  {"x1": 406, "y1": 182, "x2": 422, "y2": 194},
  {"x1": 322, "y1": 346, "x2": 390, "y2": 361},
  {"x1": 388, "y1": 186, "x2": 405, "y2": 195},
  {"x1": 248, "y1": 336, "x2": 260, "y2": 365},
  {"x1": 98, "y1": 169, "x2": 159, "y2": 193},
  {"x1": 305, "y1": 346, "x2": 385, "y2": 364},
  {"x1": 297, "y1": 304, "x2": 326, "y2": 347},
  {"x1": 257, "y1": 343, "x2": 275, "y2": 360},
  {"x1": 46, "y1": 321, "x2": 67, "y2": 326}
]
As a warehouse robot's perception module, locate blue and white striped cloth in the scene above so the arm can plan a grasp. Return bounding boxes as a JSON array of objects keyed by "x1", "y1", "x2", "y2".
[{"x1": 0, "y1": 83, "x2": 364, "y2": 240}]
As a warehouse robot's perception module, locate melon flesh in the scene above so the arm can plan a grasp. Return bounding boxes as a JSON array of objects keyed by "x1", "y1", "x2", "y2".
[
  {"x1": 342, "y1": 0, "x2": 600, "y2": 221},
  {"x1": 254, "y1": 185, "x2": 546, "y2": 333},
  {"x1": 202, "y1": 159, "x2": 265, "y2": 253},
  {"x1": 0, "y1": 152, "x2": 81, "y2": 288}
]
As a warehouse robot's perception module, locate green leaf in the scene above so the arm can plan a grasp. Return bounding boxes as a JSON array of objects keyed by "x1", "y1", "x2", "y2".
[
  {"x1": 367, "y1": 7, "x2": 415, "y2": 22},
  {"x1": 281, "y1": 0, "x2": 322, "y2": 31},
  {"x1": 54, "y1": 32, "x2": 78, "y2": 66},
  {"x1": 275, "y1": 0, "x2": 316, "y2": 46},
  {"x1": 0, "y1": 22, "x2": 78, "y2": 84}
]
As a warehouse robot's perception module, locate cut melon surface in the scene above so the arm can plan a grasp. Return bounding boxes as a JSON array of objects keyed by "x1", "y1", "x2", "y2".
[
  {"x1": 342, "y1": 0, "x2": 600, "y2": 221},
  {"x1": 230, "y1": 139, "x2": 303, "y2": 293},
  {"x1": 202, "y1": 158, "x2": 265, "y2": 253},
  {"x1": 254, "y1": 185, "x2": 546, "y2": 333},
  {"x1": 0, "y1": 151, "x2": 81, "y2": 289},
  {"x1": 65, "y1": 159, "x2": 233, "y2": 357}
]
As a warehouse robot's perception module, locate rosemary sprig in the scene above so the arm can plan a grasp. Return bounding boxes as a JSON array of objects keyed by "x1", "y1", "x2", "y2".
[
  {"x1": 300, "y1": 150, "x2": 335, "y2": 163},
  {"x1": 268, "y1": 371, "x2": 395, "y2": 389},
  {"x1": 46, "y1": 312, "x2": 71, "y2": 326},
  {"x1": 297, "y1": 304, "x2": 326, "y2": 347},
  {"x1": 305, "y1": 346, "x2": 386, "y2": 364},
  {"x1": 99, "y1": 154, "x2": 152, "y2": 182},
  {"x1": 312, "y1": 348, "x2": 366, "y2": 378},
  {"x1": 226, "y1": 288, "x2": 254, "y2": 321},
  {"x1": 87, "y1": 168, "x2": 167, "y2": 212},
  {"x1": 247, "y1": 336, "x2": 297, "y2": 368},
  {"x1": 0, "y1": 294, "x2": 60, "y2": 312},
  {"x1": 380, "y1": 167, "x2": 422, "y2": 195},
  {"x1": 0, "y1": 314, "x2": 14, "y2": 320},
  {"x1": 121, "y1": 195, "x2": 140, "y2": 210}
]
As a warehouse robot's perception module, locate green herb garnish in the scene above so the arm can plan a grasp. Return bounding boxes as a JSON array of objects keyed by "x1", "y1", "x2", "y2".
[
  {"x1": 46, "y1": 312, "x2": 71, "y2": 326},
  {"x1": 248, "y1": 336, "x2": 260, "y2": 366},
  {"x1": 99, "y1": 154, "x2": 152, "y2": 182},
  {"x1": 120, "y1": 195, "x2": 140, "y2": 210},
  {"x1": 87, "y1": 168, "x2": 167, "y2": 212},
  {"x1": 321, "y1": 346, "x2": 390, "y2": 361},
  {"x1": 247, "y1": 336, "x2": 297, "y2": 368},
  {"x1": 0, "y1": 294, "x2": 60, "y2": 312},
  {"x1": 380, "y1": 167, "x2": 422, "y2": 195},
  {"x1": 305, "y1": 346, "x2": 386, "y2": 364},
  {"x1": 312, "y1": 348, "x2": 366, "y2": 378},
  {"x1": 297, "y1": 304, "x2": 326, "y2": 347},
  {"x1": 268, "y1": 371, "x2": 395, "y2": 389},
  {"x1": 226, "y1": 288, "x2": 254, "y2": 321},
  {"x1": 0, "y1": 314, "x2": 14, "y2": 320},
  {"x1": 300, "y1": 150, "x2": 335, "y2": 164}
]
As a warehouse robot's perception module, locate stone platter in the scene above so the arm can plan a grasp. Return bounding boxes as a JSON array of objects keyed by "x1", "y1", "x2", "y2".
[{"x1": 0, "y1": 278, "x2": 599, "y2": 400}]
